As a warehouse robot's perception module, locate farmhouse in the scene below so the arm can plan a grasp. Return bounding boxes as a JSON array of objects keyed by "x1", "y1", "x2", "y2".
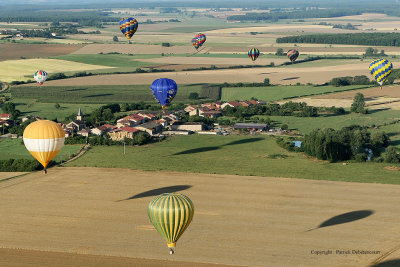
[
  {"x1": 77, "y1": 128, "x2": 91, "y2": 137},
  {"x1": 137, "y1": 113, "x2": 157, "y2": 120},
  {"x1": 170, "y1": 122, "x2": 205, "y2": 132},
  {"x1": 0, "y1": 113, "x2": 11, "y2": 120},
  {"x1": 135, "y1": 122, "x2": 162, "y2": 136},
  {"x1": 221, "y1": 101, "x2": 241, "y2": 109},
  {"x1": 117, "y1": 114, "x2": 147, "y2": 127},
  {"x1": 108, "y1": 127, "x2": 140, "y2": 141},
  {"x1": 91, "y1": 124, "x2": 117, "y2": 136},
  {"x1": 234, "y1": 123, "x2": 269, "y2": 131}
]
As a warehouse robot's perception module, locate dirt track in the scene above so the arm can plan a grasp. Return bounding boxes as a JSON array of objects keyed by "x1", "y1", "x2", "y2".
[
  {"x1": 39, "y1": 63, "x2": 371, "y2": 86},
  {"x1": 1, "y1": 167, "x2": 400, "y2": 267}
]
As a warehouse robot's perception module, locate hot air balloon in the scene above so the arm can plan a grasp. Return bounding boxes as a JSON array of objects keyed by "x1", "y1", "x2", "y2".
[
  {"x1": 369, "y1": 58, "x2": 393, "y2": 89},
  {"x1": 23, "y1": 120, "x2": 65, "y2": 174},
  {"x1": 192, "y1": 33, "x2": 206, "y2": 50},
  {"x1": 34, "y1": 70, "x2": 47, "y2": 86},
  {"x1": 287, "y1": 49, "x2": 299, "y2": 63},
  {"x1": 150, "y1": 78, "x2": 178, "y2": 111},
  {"x1": 148, "y1": 193, "x2": 194, "y2": 254},
  {"x1": 248, "y1": 48, "x2": 260, "y2": 61},
  {"x1": 119, "y1": 17, "x2": 138, "y2": 40}
]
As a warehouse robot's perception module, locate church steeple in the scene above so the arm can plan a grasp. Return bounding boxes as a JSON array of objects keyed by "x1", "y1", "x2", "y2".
[{"x1": 77, "y1": 108, "x2": 83, "y2": 121}]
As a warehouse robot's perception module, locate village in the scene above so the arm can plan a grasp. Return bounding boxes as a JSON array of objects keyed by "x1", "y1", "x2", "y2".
[
  {"x1": 60, "y1": 100, "x2": 273, "y2": 141},
  {"x1": 1, "y1": 99, "x2": 281, "y2": 141}
]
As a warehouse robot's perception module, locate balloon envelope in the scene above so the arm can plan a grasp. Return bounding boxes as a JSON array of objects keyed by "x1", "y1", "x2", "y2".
[
  {"x1": 119, "y1": 17, "x2": 138, "y2": 39},
  {"x1": 287, "y1": 49, "x2": 299, "y2": 62},
  {"x1": 23, "y1": 120, "x2": 65, "y2": 168},
  {"x1": 248, "y1": 48, "x2": 260, "y2": 61},
  {"x1": 369, "y1": 58, "x2": 393, "y2": 86},
  {"x1": 34, "y1": 70, "x2": 47, "y2": 86},
  {"x1": 192, "y1": 33, "x2": 206, "y2": 49},
  {"x1": 148, "y1": 193, "x2": 194, "y2": 249},
  {"x1": 150, "y1": 78, "x2": 178, "y2": 108}
]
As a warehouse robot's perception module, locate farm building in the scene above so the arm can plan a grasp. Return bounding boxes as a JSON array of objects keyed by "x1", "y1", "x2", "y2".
[
  {"x1": 234, "y1": 123, "x2": 269, "y2": 131},
  {"x1": 135, "y1": 122, "x2": 162, "y2": 136},
  {"x1": 170, "y1": 122, "x2": 205, "y2": 132},
  {"x1": 0, "y1": 113, "x2": 11, "y2": 120}
]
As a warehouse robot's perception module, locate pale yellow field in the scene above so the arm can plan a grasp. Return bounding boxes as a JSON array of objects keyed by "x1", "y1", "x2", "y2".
[
  {"x1": 0, "y1": 172, "x2": 27, "y2": 180},
  {"x1": 0, "y1": 58, "x2": 112, "y2": 82},
  {"x1": 135, "y1": 56, "x2": 288, "y2": 66},
  {"x1": 1, "y1": 167, "x2": 400, "y2": 267},
  {"x1": 41, "y1": 62, "x2": 372, "y2": 86},
  {"x1": 22, "y1": 38, "x2": 92, "y2": 44}
]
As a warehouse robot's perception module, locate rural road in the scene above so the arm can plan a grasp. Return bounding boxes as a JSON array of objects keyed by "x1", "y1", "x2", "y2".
[{"x1": 1, "y1": 167, "x2": 400, "y2": 266}]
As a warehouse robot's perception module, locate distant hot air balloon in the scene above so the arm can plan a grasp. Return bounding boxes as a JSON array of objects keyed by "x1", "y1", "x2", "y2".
[
  {"x1": 148, "y1": 193, "x2": 194, "y2": 254},
  {"x1": 192, "y1": 33, "x2": 206, "y2": 50},
  {"x1": 150, "y1": 78, "x2": 178, "y2": 110},
  {"x1": 23, "y1": 120, "x2": 65, "y2": 174},
  {"x1": 369, "y1": 58, "x2": 393, "y2": 89},
  {"x1": 287, "y1": 49, "x2": 299, "y2": 63},
  {"x1": 34, "y1": 70, "x2": 47, "y2": 86},
  {"x1": 119, "y1": 17, "x2": 138, "y2": 40},
  {"x1": 248, "y1": 48, "x2": 260, "y2": 61}
]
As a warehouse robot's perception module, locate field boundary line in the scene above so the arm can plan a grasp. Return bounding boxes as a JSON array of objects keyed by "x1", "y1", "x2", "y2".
[{"x1": 60, "y1": 144, "x2": 90, "y2": 165}]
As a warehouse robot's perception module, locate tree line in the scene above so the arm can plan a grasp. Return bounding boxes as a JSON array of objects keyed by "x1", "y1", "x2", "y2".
[
  {"x1": 302, "y1": 125, "x2": 390, "y2": 162},
  {"x1": 277, "y1": 33, "x2": 400, "y2": 47},
  {"x1": 227, "y1": 9, "x2": 362, "y2": 21}
]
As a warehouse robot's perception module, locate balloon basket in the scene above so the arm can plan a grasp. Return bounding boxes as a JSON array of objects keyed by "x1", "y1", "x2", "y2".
[{"x1": 169, "y1": 248, "x2": 174, "y2": 255}]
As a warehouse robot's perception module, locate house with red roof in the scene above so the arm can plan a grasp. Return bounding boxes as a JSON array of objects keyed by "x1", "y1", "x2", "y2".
[
  {"x1": 0, "y1": 113, "x2": 11, "y2": 120},
  {"x1": 117, "y1": 114, "x2": 147, "y2": 127},
  {"x1": 92, "y1": 124, "x2": 118, "y2": 136},
  {"x1": 221, "y1": 101, "x2": 241, "y2": 109}
]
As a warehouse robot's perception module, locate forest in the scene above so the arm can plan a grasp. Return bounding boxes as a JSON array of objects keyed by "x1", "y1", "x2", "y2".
[{"x1": 277, "y1": 33, "x2": 400, "y2": 47}]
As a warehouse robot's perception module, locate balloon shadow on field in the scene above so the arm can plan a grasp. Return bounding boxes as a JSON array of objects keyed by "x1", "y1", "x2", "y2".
[
  {"x1": 306, "y1": 210, "x2": 374, "y2": 232},
  {"x1": 224, "y1": 137, "x2": 264, "y2": 146},
  {"x1": 371, "y1": 259, "x2": 400, "y2": 267},
  {"x1": 173, "y1": 146, "x2": 221, "y2": 155},
  {"x1": 118, "y1": 185, "x2": 192, "y2": 201}
]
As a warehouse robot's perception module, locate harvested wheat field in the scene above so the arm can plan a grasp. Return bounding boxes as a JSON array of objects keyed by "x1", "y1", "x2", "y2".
[
  {"x1": 72, "y1": 43, "x2": 197, "y2": 55},
  {"x1": 41, "y1": 62, "x2": 371, "y2": 86},
  {"x1": 136, "y1": 56, "x2": 288, "y2": 66},
  {"x1": 0, "y1": 172, "x2": 27, "y2": 180},
  {"x1": 0, "y1": 58, "x2": 113, "y2": 82},
  {"x1": 0, "y1": 43, "x2": 85, "y2": 61},
  {"x1": 1, "y1": 167, "x2": 400, "y2": 267}
]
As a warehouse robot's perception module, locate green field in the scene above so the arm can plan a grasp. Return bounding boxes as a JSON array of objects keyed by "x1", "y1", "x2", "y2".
[
  {"x1": 266, "y1": 109, "x2": 400, "y2": 142},
  {"x1": 0, "y1": 138, "x2": 83, "y2": 163},
  {"x1": 14, "y1": 101, "x2": 102, "y2": 121},
  {"x1": 11, "y1": 84, "x2": 205, "y2": 104},
  {"x1": 65, "y1": 135, "x2": 400, "y2": 184},
  {"x1": 221, "y1": 85, "x2": 372, "y2": 102}
]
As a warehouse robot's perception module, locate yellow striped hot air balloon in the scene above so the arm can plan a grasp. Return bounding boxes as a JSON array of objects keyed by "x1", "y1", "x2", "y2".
[
  {"x1": 23, "y1": 120, "x2": 65, "y2": 174},
  {"x1": 369, "y1": 59, "x2": 393, "y2": 89},
  {"x1": 148, "y1": 193, "x2": 194, "y2": 254}
]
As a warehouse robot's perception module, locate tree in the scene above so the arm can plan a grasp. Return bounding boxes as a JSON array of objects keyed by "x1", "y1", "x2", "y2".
[
  {"x1": 54, "y1": 103, "x2": 61, "y2": 109},
  {"x1": 351, "y1": 93, "x2": 366, "y2": 113},
  {"x1": 281, "y1": 124, "x2": 288, "y2": 130},
  {"x1": 2, "y1": 102, "x2": 16, "y2": 113},
  {"x1": 188, "y1": 92, "x2": 199, "y2": 100},
  {"x1": 384, "y1": 146, "x2": 400, "y2": 163},
  {"x1": 264, "y1": 78, "x2": 270, "y2": 86},
  {"x1": 275, "y1": 48, "x2": 285, "y2": 56},
  {"x1": 113, "y1": 36, "x2": 118, "y2": 42}
]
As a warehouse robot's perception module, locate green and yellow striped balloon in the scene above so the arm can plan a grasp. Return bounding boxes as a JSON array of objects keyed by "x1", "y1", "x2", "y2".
[{"x1": 148, "y1": 193, "x2": 194, "y2": 254}]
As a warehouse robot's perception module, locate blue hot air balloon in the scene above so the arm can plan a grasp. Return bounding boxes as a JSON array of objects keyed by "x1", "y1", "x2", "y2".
[
  {"x1": 150, "y1": 78, "x2": 178, "y2": 109},
  {"x1": 119, "y1": 17, "x2": 138, "y2": 40}
]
